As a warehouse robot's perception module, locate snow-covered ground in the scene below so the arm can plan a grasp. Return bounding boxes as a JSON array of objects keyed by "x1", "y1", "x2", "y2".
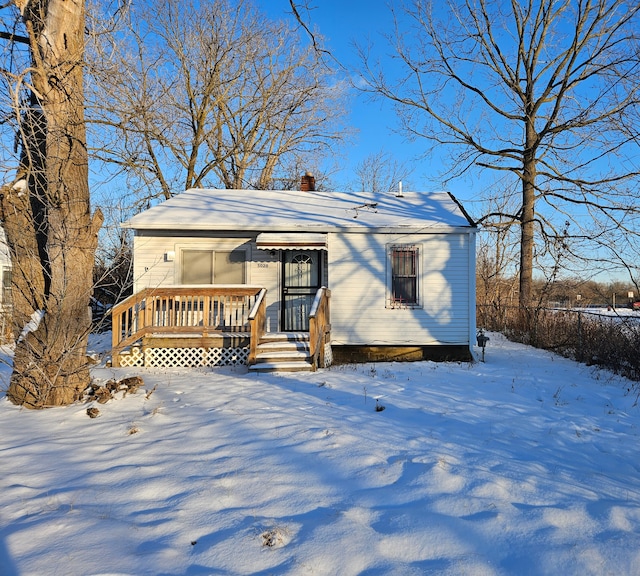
[{"x1": 1, "y1": 333, "x2": 640, "y2": 575}]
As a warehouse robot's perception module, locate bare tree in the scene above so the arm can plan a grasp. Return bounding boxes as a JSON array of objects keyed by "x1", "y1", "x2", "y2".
[
  {"x1": 92, "y1": 193, "x2": 133, "y2": 307},
  {"x1": 0, "y1": 1, "x2": 103, "y2": 408},
  {"x1": 86, "y1": 0, "x2": 349, "y2": 204},
  {"x1": 476, "y1": 190, "x2": 520, "y2": 310},
  {"x1": 287, "y1": 0, "x2": 328, "y2": 57},
  {"x1": 359, "y1": 0, "x2": 640, "y2": 307},
  {"x1": 352, "y1": 150, "x2": 414, "y2": 194}
]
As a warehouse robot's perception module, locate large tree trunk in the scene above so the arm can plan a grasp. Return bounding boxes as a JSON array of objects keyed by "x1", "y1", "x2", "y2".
[
  {"x1": 519, "y1": 114, "x2": 537, "y2": 309},
  {"x1": 519, "y1": 175, "x2": 535, "y2": 308},
  {"x1": 3, "y1": 0, "x2": 102, "y2": 408}
]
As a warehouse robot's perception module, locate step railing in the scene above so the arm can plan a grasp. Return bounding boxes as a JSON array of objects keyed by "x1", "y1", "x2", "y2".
[
  {"x1": 247, "y1": 288, "x2": 267, "y2": 365},
  {"x1": 309, "y1": 286, "x2": 331, "y2": 370}
]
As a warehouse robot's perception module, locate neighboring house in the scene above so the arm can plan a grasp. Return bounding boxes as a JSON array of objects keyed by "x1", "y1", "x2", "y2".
[
  {"x1": 0, "y1": 227, "x2": 12, "y2": 342},
  {"x1": 112, "y1": 176, "x2": 477, "y2": 371},
  {"x1": 0, "y1": 227, "x2": 11, "y2": 306}
]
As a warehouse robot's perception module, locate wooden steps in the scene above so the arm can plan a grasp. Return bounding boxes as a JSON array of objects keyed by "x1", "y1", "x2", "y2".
[{"x1": 249, "y1": 332, "x2": 313, "y2": 373}]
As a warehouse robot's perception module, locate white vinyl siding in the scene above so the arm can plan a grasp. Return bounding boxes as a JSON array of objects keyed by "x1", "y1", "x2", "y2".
[
  {"x1": 132, "y1": 235, "x2": 175, "y2": 292},
  {"x1": 131, "y1": 236, "x2": 252, "y2": 292},
  {"x1": 328, "y1": 232, "x2": 471, "y2": 346},
  {"x1": 249, "y1": 247, "x2": 280, "y2": 332},
  {"x1": 130, "y1": 228, "x2": 474, "y2": 346},
  {"x1": 131, "y1": 234, "x2": 282, "y2": 332}
]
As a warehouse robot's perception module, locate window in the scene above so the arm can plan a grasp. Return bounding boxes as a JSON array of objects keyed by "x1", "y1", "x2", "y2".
[
  {"x1": 1, "y1": 269, "x2": 11, "y2": 305},
  {"x1": 181, "y1": 250, "x2": 245, "y2": 284},
  {"x1": 182, "y1": 250, "x2": 214, "y2": 284},
  {"x1": 214, "y1": 250, "x2": 245, "y2": 284},
  {"x1": 389, "y1": 245, "x2": 419, "y2": 307}
]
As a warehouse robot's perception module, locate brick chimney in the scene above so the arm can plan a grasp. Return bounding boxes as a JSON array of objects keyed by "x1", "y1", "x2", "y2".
[{"x1": 300, "y1": 171, "x2": 316, "y2": 191}]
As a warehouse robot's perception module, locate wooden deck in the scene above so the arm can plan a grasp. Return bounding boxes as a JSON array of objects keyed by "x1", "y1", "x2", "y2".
[{"x1": 110, "y1": 285, "x2": 330, "y2": 370}]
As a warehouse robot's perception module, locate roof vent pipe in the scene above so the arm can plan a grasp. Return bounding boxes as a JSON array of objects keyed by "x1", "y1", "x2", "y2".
[
  {"x1": 300, "y1": 171, "x2": 316, "y2": 192},
  {"x1": 396, "y1": 181, "x2": 404, "y2": 197}
]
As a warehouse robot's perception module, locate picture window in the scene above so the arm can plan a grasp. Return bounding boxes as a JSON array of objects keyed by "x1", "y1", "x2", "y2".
[{"x1": 181, "y1": 249, "x2": 246, "y2": 284}]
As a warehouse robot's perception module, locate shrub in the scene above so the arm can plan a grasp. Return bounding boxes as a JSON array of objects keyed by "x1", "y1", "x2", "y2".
[{"x1": 477, "y1": 304, "x2": 640, "y2": 382}]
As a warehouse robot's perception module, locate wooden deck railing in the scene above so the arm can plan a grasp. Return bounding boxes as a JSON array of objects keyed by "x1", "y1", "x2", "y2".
[
  {"x1": 309, "y1": 287, "x2": 331, "y2": 371},
  {"x1": 247, "y1": 288, "x2": 267, "y2": 365},
  {"x1": 111, "y1": 285, "x2": 331, "y2": 370},
  {"x1": 111, "y1": 286, "x2": 265, "y2": 360}
]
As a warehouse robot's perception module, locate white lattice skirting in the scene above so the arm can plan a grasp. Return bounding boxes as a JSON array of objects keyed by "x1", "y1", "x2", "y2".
[
  {"x1": 118, "y1": 346, "x2": 249, "y2": 368},
  {"x1": 323, "y1": 343, "x2": 333, "y2": 368}
]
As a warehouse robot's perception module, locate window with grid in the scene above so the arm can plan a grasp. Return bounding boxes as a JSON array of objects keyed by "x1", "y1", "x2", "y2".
[{"x1": 390, "y1": 245, "x2": 419, "y2": 307}]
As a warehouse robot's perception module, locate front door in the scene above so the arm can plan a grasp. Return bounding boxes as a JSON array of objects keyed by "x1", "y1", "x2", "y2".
[{"x1": 282, "y1": 251, "x2": 320, "y2": 331}]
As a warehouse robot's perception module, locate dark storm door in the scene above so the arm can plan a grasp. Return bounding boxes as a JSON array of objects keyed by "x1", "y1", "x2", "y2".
[{"x1": 282, "y1": 251, "x2": 320, "y2": 331}]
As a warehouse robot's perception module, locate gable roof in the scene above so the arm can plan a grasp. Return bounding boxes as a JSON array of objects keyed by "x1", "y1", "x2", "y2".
[{"x1": 124, "y1": 188, "x2": 475, "y2": 233}]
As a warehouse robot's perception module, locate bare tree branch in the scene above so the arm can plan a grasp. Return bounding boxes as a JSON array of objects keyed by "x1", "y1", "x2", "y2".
[
  {"x1": 358, "y1": 0, "x2": 640, "y2": 305},
  {"x1": 0, "y1": 29, "x2": 29, "y2": 43},
  {"x1": 85, "y1": 0, "x2": 350, "y2": 203}
]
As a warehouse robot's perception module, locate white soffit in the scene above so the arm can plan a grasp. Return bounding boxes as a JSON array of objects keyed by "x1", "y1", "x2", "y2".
[{"x1": 256, "y1": 232, "x2": 327, "y2": 250}]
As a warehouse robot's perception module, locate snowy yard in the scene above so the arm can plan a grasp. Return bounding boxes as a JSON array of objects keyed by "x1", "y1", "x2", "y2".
[{"x1": 1, "y1": 332, "x2": 640, "y2": 575}]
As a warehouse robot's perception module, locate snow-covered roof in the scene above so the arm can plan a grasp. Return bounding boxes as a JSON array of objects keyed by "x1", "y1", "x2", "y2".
[{"x1": 124, "y1": 188, "x2": 475, "y2": 232}]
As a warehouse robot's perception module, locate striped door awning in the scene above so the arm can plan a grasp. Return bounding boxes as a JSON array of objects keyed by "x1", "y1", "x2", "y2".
[{"x1": 255, "y1": 232, "x2": 327, "y2": 250}]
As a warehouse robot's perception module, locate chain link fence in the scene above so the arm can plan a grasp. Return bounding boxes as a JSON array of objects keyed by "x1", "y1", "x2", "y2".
[{"x1": 477, "y1": 304, "x2": 640, "y2": 382}]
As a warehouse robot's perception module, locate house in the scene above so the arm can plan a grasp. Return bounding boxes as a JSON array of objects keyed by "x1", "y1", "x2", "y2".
[
  {"x1": 112, "y1": 177, "x2": 477, "y2": 371},
  {"x1": 0, "y1": 227, "x2": 12, "y2": 341},
  {"x1": 0, "y1": 227, "x2": 11, "y2": 306}
]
